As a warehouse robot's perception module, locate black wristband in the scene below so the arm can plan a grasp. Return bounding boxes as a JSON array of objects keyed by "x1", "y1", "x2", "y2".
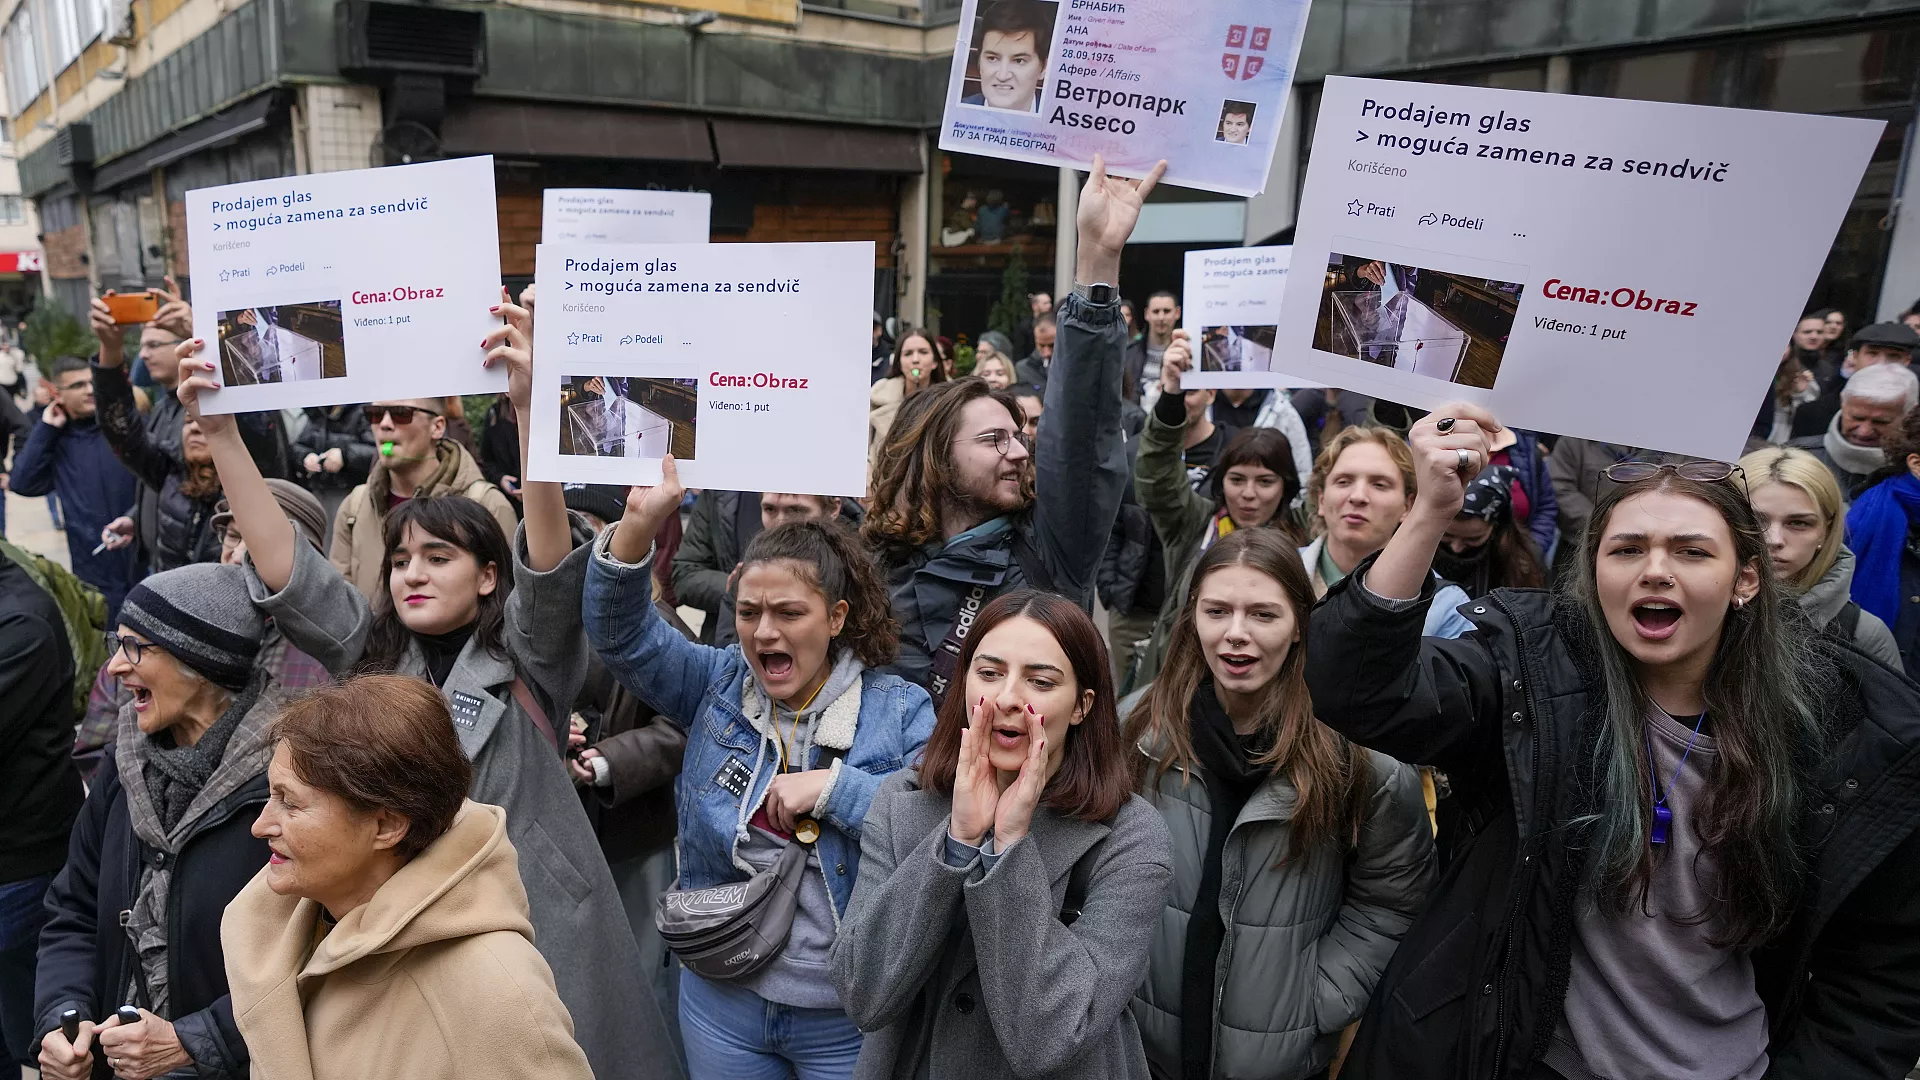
[{"x1": 1153, "y1": 383, "x2": 1188, "y2": 426}]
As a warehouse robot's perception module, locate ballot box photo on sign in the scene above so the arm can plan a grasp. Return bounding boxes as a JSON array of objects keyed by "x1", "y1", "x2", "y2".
[
  {"x1": 1314, "y1": 245, "x2": 1525, "y2": 390},
  {"x1": 1199, "y1": 324, "x2": 1275, "y2": 373},
  {"x1": 558, "y1": 374, "x2": 698, "y2": 461},
  {"x1": 216, "y1": 301, "x2": 347, "y2": 386}
]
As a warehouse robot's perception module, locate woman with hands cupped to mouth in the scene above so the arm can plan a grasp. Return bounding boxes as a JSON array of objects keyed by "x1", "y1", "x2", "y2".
[
  {"x1": 1304, "y1": 403, "x2": 1920, "y2": 1080},
  {"x1": 828, "y1": 590, "x2": 1173, "y2": 1080}
]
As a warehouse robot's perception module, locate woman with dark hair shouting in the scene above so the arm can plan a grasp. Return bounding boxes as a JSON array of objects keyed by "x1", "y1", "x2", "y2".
[
  {"x1": 171, "y1": 295, "x2": 680, "y2": 1080},
  {"x1": 829, "y1": 590, "x2": 1172, "y2": 1080},
  {"x1": 1306, "y1": 403, "x2": 1920, "y2": 1079},
  {"x1": 585, "y1": 458, "x2": 934, "y2": 1080},
  {"x1": 1120, "y1": 529, "x2": 1434, "y2": 1080}
]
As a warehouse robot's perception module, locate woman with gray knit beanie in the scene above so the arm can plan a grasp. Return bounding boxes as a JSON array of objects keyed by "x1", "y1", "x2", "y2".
[{"x1": 34, "y1": 562, "x2": 279, "y2": 1080}]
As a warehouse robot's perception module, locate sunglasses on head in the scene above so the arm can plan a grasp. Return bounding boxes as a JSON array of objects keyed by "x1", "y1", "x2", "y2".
[
  {"x1": 365, "y1": 405, "x2": 439, "y2": 425},
  {"x1": 1601, "y1": 460, "x2": 1740, "y2": 484}
]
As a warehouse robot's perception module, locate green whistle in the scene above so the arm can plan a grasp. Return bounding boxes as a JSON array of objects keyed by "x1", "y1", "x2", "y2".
[{"x1": 380, "y1": 440, "x2": 396, "y2": 457}]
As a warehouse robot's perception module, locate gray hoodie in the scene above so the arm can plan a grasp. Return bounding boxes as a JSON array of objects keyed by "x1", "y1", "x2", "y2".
[{"x1": 1799, "y1": 546, "x2": 1903, "y2": 672}]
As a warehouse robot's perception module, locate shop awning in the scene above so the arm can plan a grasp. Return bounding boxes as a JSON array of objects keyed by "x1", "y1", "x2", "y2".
[
  {"x1": 710, "y1": 118, "x2": 921, "y2": 172},
  {"x1": 90, "y1": 94, "x2": 280, "y2": 192},
  {"x1": 440, "y1": 101, "x2": 715, "y2": 162}
]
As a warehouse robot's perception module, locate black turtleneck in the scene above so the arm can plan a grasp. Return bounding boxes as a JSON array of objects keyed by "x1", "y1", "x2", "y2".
[{"x1": 417, "y1": 621, "x2": 477, "y2": 688}]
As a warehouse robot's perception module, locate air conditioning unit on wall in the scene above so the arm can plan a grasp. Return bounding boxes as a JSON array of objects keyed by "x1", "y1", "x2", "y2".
[{"x1": 335, "y1": 1, "x2": 487, "y2": 79}]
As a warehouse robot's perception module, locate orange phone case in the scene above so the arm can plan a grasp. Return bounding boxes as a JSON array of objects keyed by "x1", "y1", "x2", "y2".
[{"x1": 105, "y1": 292, "x2": 159, "y2": 325}]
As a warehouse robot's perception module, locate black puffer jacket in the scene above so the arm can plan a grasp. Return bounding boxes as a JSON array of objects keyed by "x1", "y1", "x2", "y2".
[
  {"x1": 291, "y1": 404, "x2": 376, "y2": 493},
  {"x1": 1305, "y1": 564, "x2": 1920, "y2": 1079},
  {"x1": 91, "y1": 362, "x2": 221, "y2": 571}
]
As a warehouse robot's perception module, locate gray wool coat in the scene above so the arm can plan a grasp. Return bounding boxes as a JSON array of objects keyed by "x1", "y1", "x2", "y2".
[
  {"x1": 828, "y1": 770, "x2": 1173, "y2": 1080},
  {"x1": 248, "y1": 530, "x2": 682, "y2": 1080}
]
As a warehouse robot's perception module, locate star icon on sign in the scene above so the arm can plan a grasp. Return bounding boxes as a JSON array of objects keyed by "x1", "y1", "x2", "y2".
[{"x1": 1347, "y1": 199, "x2": 1366, "y2": 216}]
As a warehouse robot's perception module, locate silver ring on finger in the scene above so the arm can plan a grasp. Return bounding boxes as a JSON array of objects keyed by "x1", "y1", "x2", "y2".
[
  {"x1": 1456, "y1": 448, "x2": 1474, "y2": 472},
  {"x1": 1435, "y1": 416, "x2": 1457, "y2": 434}
]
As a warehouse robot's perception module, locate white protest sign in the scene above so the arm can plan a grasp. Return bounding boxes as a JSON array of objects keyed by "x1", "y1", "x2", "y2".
[
  {"x1": 542, "y1": 189, "x2": 711, "y2": 243},
  {"x1": 1279, "y1": 77, "x2": 1881, "y2": 459},
  {"x1": 937, "y1": 0, "x2": 1308, "y2": 196},
  {"x1": 527, "y1": 242, "x2": 872, "y2": 496},
  {"x1": 1179, "y1": 244, "x2": 1320, "y2": 390},
  {"x1": 186, "y1": 157, "x2": 503, "y2": 414}
]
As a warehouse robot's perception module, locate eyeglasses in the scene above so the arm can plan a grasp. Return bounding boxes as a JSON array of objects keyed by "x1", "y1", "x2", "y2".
[
  {"x1": 365, "y1": 405, "x2": 439, "y2": 425},
  {"x1": 1602, "y1": 460, "x2": 1741, "y2": 484},
  {"x1": 955, "y1": 429, "x2": 1033, "y2": 457},
  {"x1": 104, "y1": 632, "x2": 159, "y2": 665}
]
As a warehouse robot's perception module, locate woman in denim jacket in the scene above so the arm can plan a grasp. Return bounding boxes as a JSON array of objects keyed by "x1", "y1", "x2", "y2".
[{"x1": 586, "y1": 458, "x2": 936, "y2": 1080}]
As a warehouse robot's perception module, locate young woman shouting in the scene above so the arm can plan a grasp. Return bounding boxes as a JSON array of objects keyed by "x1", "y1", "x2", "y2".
[
  {"x1": 1306, "y1": 404, "x2": 1920, "y2": 1080},
  {"x1": 829, "y1": 590, "x2": 1173, "y2": 1080},
  {"x1": 172, "y1": 297, "x2": 679, "y2": 1080},
  {"x1": 1121, "y1": 529, "x2": 1434, "y2": 1080},
  {"x1": 585, "y1": 459, "x2": 934, "y2": 1080}
]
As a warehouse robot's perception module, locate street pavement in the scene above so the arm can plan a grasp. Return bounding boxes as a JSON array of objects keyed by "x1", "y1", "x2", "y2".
[{"x1": 5, "y1": 486, "x2": 70, "y2": 568}]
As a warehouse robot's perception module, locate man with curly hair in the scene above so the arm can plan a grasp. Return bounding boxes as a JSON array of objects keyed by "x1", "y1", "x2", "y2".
[{"x1": 863, "y1": 159, "x2": 1163, "y2": 695}]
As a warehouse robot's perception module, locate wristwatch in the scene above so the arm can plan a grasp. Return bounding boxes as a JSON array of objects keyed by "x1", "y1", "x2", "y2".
[{"x1": 1073, "y1": 281, "x2": 1115, "y2": 306}]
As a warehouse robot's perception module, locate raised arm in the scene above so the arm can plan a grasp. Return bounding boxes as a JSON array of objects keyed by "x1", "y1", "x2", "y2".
[
  {"x1": 584, "y1": 456, "x2": 731, "y2": 728},
  {"x1": 1366, "y1": 403, "x2": 1501, "y2": 602},
  {"x1": 485, "y1": 290, "x2": 568, "y2": 572},
  {"x1": 1030, "y1": 157, "x2": 1166, "y2": 604},
  {"x1": 89, "y1": 297, "x2": 179, "y2": 490},
  {"x1": 1132, "y1": 331, "x2": 1211, "y2": 548},
  {"x1": 176, "y1": 339, "x2": 296, "y2": 591}
]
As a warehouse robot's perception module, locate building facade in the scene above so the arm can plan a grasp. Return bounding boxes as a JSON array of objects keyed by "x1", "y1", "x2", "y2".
[{"x1": 4, "y1": 0, "x2": 1920, "y2": 342}]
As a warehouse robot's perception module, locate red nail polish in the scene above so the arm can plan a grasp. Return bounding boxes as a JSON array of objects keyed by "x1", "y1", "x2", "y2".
[{"x1": 489, "y1": 305, "x2": 500, "y2": 312}]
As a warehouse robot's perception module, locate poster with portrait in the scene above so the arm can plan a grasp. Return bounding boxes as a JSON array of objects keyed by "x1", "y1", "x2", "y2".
[{"x1": 936, "y1": 0, "x2": 1310, "y2": 197}]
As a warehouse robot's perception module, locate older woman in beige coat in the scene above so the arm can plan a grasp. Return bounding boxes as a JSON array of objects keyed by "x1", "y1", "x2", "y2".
[{"x1": 220, "y1": 676, "x2": 591, "y2": 1080}]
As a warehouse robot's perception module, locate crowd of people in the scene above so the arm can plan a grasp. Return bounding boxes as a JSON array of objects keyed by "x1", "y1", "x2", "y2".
[{"x1": 2, "y1": 155, "x2": 1920, "y2": 1080}]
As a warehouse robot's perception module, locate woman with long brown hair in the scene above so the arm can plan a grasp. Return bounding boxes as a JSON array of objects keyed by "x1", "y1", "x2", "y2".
[
  {"x1": 1120, "y1": 529, "x2": 1434, "y2": 1080},
  {"x1": 1308, "y1": 402, "x2": 1920, "y2": 1080},
  {"x1": 829, "y1": 590, "x2": 1172, "y2": 1079}
]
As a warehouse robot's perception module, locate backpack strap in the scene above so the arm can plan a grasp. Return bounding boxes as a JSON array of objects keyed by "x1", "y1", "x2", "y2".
[
  {"x1": 1059, "y1": 837, "x2": 1106, "y2": 927},
  {"x1": 510, "y1": 677, "x2": 561, "y2": 756}
]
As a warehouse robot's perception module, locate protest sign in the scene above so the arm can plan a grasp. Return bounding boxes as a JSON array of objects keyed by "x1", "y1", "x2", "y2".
[
  {"x1": 1279, "y1": 76, "x2": 1881, "y2": 459},
  {"x1": 186, "y1": 156, "x2": 504, "y2": 415},
  {"x1": 526, "y1": 241, "x2": 872, "y2": 496},
  {"x1": 542, "y1": 189, "x2": 711, "y2": 243},
  {"x1": 1179, "y1": 244, "x2": 1320, "y2": 390},
  {"x1": 937, "y1": 0, "x2": 1308, "y2": 196}
]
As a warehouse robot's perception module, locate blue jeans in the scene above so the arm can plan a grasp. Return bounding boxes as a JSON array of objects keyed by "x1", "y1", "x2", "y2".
[
  {"x1": 0, "y1": 874, "x2": 53, "y2": 1067},
  {"x1": 679, "y1": 968, "x2": 861, "y2": 1080}
]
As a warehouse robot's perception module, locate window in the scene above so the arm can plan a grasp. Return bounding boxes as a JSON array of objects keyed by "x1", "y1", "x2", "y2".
[
  {"x1": 0, "y1": 196, "x2": 24, "y2": 225},
  {"x1": 46, "y1": 0, "x2": 110, "y2": 72},
  {"x1": 2, "y1": 7, "x2": 47, "y2": 111}
]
